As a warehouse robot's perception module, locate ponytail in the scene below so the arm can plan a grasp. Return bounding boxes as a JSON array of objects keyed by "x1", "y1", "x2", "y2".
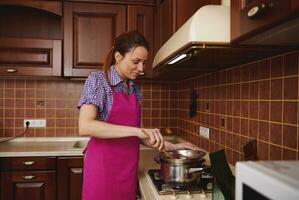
[{"x1": 103, "y1": 47, "x2": 115, "y2": 86}]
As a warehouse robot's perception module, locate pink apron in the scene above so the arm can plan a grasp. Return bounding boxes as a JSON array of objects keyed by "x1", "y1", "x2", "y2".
[{"x1": 82, "y1": 86, "x2": 141, "y2": 200}]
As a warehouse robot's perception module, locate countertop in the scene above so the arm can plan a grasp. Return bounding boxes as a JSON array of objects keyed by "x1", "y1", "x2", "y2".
[
  {"x1": 0, "y1": 137, "x2": 90, "y2": 157},
  {"x1": 0, "y1": 136, "x2": 162, "y2": 157},
  {"x1": 0, "y1": 136, "x2": 229, "y2": 199}
]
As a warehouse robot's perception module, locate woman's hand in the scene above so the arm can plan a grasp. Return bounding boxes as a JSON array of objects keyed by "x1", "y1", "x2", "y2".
[
  {"x1": 164, "y1": 141, "x2": 199, "y2": 151},
  {"x1": 139, "y1": 128, "x2": 164, "y2": 151}
]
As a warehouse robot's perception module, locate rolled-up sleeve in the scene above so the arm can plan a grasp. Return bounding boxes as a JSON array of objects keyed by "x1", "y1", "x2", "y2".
[{"x1": 77, "y1": 73, "x2": 105, "y2": 111}]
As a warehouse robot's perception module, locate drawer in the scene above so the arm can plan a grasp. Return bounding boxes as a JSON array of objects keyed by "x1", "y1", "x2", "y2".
[
  {"x1": 0, "y1": 157, "x2": 56, "y2": 171},
  {"x1": 1, "y1": 171, "x2": 56, "y2": 200}
]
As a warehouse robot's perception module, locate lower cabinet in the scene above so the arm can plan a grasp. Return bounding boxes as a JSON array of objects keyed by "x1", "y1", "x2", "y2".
[
  {"x1": 0, "y1": 157, "x2": 57, "y2": 200},
  {"x1": 0, "y1": 156, "x2": 84, "y2": 200},
  {"x1": 1, "y1": 171, "x2": 56, "y2": 200},
  {"x1": 57, "y1": 157, "x2": 83, "y2": 200}
]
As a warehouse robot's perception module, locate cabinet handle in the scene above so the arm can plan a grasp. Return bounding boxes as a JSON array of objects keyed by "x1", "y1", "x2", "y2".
[
  {"x1": 23, "y1": 175, "x2": 35, "y2": 180},
  {"x1": 23, "y1": 161, "x2": 35, "y2": 166},
  {"x1": 5, "y1": 68, "x2": 17, "y2": 73}
]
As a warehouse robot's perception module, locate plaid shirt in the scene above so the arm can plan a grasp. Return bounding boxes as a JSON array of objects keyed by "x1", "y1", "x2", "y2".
[{"x1": 78, "y1": 66, "x2": 142, "y2": 121}]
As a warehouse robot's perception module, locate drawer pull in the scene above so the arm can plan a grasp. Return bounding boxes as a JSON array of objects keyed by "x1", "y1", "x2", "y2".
[
  {"x1": 6, "y1": 68, "x2": 18, "y2": 73},
  {"x1": 23, "y1": 161, "x2": 35, "y2": 166},
  {"x1": 23, "y1": 175, "x2": 35, "y2": 180}
]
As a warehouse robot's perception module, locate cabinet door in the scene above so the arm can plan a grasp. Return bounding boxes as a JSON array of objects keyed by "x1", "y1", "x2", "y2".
[
  {"x1": 231, "y1": 0, "x2": 299, "y2": 43},
  {"x1": 156, "y1": 0, "x2": 175, "y2": 50},
  {"x1": 57, "y1": 157, "x2": 83, "y2": 200},
  {"x1": 127, "y1": 5, "x2": 154, "y2": 78},
  {"x1": 155, "y1": 0, "x2": 221, "y2": 50},
  {"x1": 64, "y1": 2, "x2": 126, "y2": 77},
  {"x1": 0, "y1": 37, "x2": 61, "y2": 76},
  {"x1": 1, "y1": 171, "x2": 56, "y2": 200}
]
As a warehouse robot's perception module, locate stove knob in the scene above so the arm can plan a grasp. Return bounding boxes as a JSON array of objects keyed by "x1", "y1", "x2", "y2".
[
  {"x1": 186, "y1": 191, "x2": 193, "y2": 199},
  {"x1": 171, "y1": 191, "x2": 178, "y2": 199},
  {"x1": 199, "y1": 191, "x2": 208, "y2": 199}
]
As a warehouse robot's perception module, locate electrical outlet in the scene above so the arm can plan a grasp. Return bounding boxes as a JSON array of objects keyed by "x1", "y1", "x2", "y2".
[
  {"x1": 24, "y1": 119, "x2": 47, "y2": 127},
  {"x1": 199, "y1": 126, "x2": 210, "y2": 139}
]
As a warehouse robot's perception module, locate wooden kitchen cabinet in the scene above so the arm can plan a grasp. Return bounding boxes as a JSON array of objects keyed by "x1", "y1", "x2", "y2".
[
  {"x1": 155, "y1": 0, "x2": 174, "y2": 52},
  {"x1": 0, "y1": 37, "x2": 62, "y2": 77},
  {"x1": 0, "y1": 157, "x2": 56, "y2": 200},
  {"x1": 63, "y1": 2, "x2": 126, "y2": 77},
  {"x1": 0, "y1": 2, "x2": 63, "y2": 77},
  {"x1": 57, "y1": 157, "x2": 83, "y2": 200},
  {"x1": 155, "y1": 0, "x2": 221, "y2": 50},
  {"x1": 231, "y1": 0, "x2": 299, "y2": 43},
  {"x1": 127, "y1": 5, "x2": 154, "y2": 78}
]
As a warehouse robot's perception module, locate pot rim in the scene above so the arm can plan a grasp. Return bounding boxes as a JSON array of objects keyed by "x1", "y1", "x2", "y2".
[{"x1": 159, "y1": 149, "x2": 206, "y2": 164}]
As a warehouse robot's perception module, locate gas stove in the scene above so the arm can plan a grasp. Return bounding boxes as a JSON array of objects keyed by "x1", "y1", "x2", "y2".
[{"x1": 147, "y1": 169, "x2": 213, "y2": 198}]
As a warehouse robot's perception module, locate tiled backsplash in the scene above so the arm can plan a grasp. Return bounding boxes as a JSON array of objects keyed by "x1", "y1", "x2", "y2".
[
  {"x1": 0, "y1": 51, "x2": 298, "y2": 163},
  {"x1": 177, "y1": 51, "x2": 299, "y2": 163},
  {"x1": 0, "y1": 78, "x2": 178, "y2": 137}
]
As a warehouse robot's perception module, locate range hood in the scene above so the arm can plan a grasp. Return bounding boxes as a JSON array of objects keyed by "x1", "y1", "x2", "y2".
[{"x1": 153, "y1": 2, "x2": 296, "y2": 80}]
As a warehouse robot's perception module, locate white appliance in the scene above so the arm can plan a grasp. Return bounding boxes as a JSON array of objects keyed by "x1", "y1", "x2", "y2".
[
  {"x1": 152, "y1": 0, "x2": 299, "y2": 78},
  {"x1": 153, "y1": 4, "x2": 230, "y2": 69},
  {"x1": 236, "y1": 161, "x2": 299, "y2": 200}
]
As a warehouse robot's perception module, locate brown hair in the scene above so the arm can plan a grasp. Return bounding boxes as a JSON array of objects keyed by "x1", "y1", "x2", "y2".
[{"x1": 102, "y1": 31, "x2": 150, "y2": 85}]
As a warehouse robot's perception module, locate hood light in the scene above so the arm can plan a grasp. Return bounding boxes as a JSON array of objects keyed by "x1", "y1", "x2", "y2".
[{"x1": 168, "y1": 54, "x2": 187, "y2": 65}]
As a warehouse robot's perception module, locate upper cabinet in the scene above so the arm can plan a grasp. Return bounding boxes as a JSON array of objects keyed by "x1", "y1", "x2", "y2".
[
  {"x1": 127, "y1": 5, "x2": 154, "y2": 78},
  {"x1": 63, "y1": 2, "x2": 126, "y2": 77},
  {"x1": 0, "y1": 0, "x2": 62, "y2": 77},
  {"x1": 231, "y1": 0, "x2": 299, "y2": 45},
  {"x1": 155, "y1": 0, "x2": 221, "y2": 50}
]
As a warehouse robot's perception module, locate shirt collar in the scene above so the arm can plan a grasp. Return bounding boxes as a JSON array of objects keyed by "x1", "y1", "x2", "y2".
[{"x1": 110, "y1": 65, "x2": 135, "y2": 90}]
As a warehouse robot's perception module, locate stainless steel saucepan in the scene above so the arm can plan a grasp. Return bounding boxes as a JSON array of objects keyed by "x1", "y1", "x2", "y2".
[{"x1": 155, "y1": 149, "x2": 206, "y2": 183}]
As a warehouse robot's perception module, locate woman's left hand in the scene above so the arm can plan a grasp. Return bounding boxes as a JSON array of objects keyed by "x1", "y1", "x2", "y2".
[{"x1": 164, "y1": 141, "x2": 200, "y2": 151}]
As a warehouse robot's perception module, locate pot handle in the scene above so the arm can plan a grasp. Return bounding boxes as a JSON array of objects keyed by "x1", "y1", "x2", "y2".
[
  {"x1": 154, "y1": 155, "x2": 161, "y2": 164},
  {"x1": 188, "y1": 167, "x2": 204, "y2": 173}
]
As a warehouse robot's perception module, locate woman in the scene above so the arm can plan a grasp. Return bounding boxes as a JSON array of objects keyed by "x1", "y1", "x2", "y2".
[{"x1": 78, "y1": 31, "x2": 197, "y2": 200}]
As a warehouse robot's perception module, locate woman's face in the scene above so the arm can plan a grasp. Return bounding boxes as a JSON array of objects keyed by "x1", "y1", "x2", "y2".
[{"x1": 114, "y1": 46, "x2": 148, "y2": 80}]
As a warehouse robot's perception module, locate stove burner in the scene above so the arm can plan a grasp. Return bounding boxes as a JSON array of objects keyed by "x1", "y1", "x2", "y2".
[
  {"x1": 148, "y1": 169, "x2": 213, "y2": 195},
  {"x1": 161, "y1": 183, "x2": 187, "y2": 192}
]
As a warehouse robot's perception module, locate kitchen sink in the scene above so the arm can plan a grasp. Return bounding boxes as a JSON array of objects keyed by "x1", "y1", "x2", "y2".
[{"x1": 73, "y1": 140, "x2": 88, "y2": 149}]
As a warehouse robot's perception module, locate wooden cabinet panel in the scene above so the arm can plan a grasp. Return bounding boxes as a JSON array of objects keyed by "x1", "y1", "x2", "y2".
[
  {"x1": 64, "y1": 2, "x2": 126, "y2": 77},
  {"x1": 0, "y1": 37, "x2": 61, "y2": 76},
  {"x1": 155, "y1": 0, "x2": 221, "y2": 50},
  {"x1": 57, "y1": 157, "x2": 83, "y2": 200},
  {"x1": 0, "y1": 157, "x2": 56, "y2": 171},
  {"x1": 69, "y1": 168, "x2": 83, "y2": 200},
  {"x1": 0, "y1": 0, "x2": 62, "y2": 16},
  {"x1": 127, "y1": 5, "x2": 154, "y2": 78},
  {"x1": 156, "y1": 0, "x2": 175, "y2": 50},
  {"x1": 231, "y1": 0, "x2": 299, "y2": 43},
  {"x1": 1, "y1": 171, "x2": 56, "y2": 200},
  {"x1": 0, "y1": 5, "x2": 62, "y2": 39}
]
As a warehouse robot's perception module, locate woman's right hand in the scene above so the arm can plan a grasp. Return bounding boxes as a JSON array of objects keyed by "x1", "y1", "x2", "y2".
[{"x1": 138, "y1": 128, "x2": 164, "y2": 151}]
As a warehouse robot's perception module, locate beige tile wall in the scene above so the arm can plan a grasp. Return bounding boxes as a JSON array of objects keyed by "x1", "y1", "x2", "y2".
[
  {"x1": 177, "y1": 51, "x2": 299, "y2": 164},
  {"x1": 1, "y1": 51, "x2": 298, "y2": 164}
]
